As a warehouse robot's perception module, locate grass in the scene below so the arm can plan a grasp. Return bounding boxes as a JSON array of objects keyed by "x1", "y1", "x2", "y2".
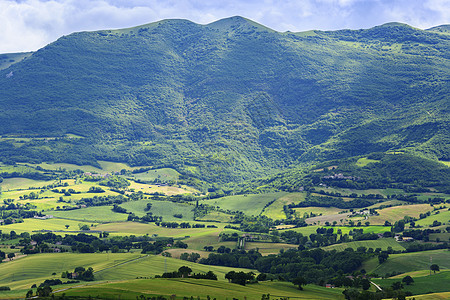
[
  {"x1": 131, "y1": 168, "x2": 180, "y2": 182},
  {"x1": 51, "y1": 206, "x2": 129, "y2": 223},
  {"x1": 244, "y1": 242, "x2": 298, "y2": 255},
  {"x1": 415, "y1": 209, "x2": 450, "y2": 226},
  {"x1": 0, "y1": 178, "x2": 51, "y2": 191},
  {"x1": 119, "y1": 199, "x2": 195, "y2": 221},
  {"x1": 0, "y1": 218, "x2": 99, "y2": 234},
  {"x1": 372, "y1": 270, "x2": 450, "y2": 295},
  {"x1": 362, "y1": 249, "x2": 450, "y2": 275},
  {"x1": 322, "y1": 238, "x2": 404, "y2": 252},
  {"x1": 263, "y1": 192, "x2": 307, "y2": 219},
  {"x1": 356, "y1": 157, "x2": 380, "y2": 167},
  {"x1": 368, "y1": 204, "x2": 434, "y2": 225},
  {"x1": 0, "y1": 252, "x2": 143, "y2": 290},
  {"x1": 197, "y1": 211, "x2": 234, "y2": 223},
  {"x1": 199, "y1": 192, "x2": 289, "y2": 217},
  {"x1": 56, "y1": 278, "x2": 345, "y2": 300}
]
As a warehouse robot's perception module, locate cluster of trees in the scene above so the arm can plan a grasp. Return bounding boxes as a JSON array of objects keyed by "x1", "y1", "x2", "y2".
[
  {"x1": 200, "y1": 247, "x2": 371, "y2": 284},
  {"x1": 155, "y1": 266, "x2": 217, "y2": 280},
  {"x1": 61, "y1": 266, "x2": 94, "y2": 281}
]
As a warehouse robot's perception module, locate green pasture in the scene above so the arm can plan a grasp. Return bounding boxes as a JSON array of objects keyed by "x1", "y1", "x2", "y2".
[
  {"x1": 94, "y1": 254, "x2": 256, "y2": 282},
  {"x1": 278, "y1": 225, "x2": 321, "y2": 236},
  {"x1": 415, "y1": 209, "x2": 450, "y2": 226},
  {"x1": 94, "y1": 221, "x2": 234, "y2": 242},
  {"x1": 372, "y1": 270, "x2": 450, "y2": 295},
  {"x1": 131, "y1": 168, "x2": 180, "y2": 182},
  {"x1": 0, "y1": 177, "x2": 52, "y2": 191},
  {"x1": 197, "y1": 211, "x2": 234, "y2": 223},
  {"x1": 0, "y1": 218, "x2": 98, "y2": 234},
  {"x1": 51, "y1": 206, "x2": 128, "y2": 223},
  {"x1": 322, "y1": 238, "x2": 404, "y2": 252},
  {"x1": 362, "y1": 249, "x2": 450, "y2": 275},
  {"x1": 57, "y1": 278, "x2": 345, "y2": 300},
  {"x1": 199, "y1": 192, "x2": 289, "y2": 216},
  {"x1": 356, "y1": 157, "x2": 380, "y2": 167},
  {"x1": 0, "y1": 252, "x2": 142, "y2": 290},
  {"x1": 263, "y1": 192, "x2": 307, "y2": 219},
  {"x1": 429, "y1": 232, "x2": 450, "y2": 242},
  {"x1": 119, "y1": 199, "x2": 195, "y2": 221},
  {"x1": 368, "y1": 204, "x2": 433, "y2": 225},
  {"x1": 244, "y1": 242, "x2": 298, "y2": 255}
]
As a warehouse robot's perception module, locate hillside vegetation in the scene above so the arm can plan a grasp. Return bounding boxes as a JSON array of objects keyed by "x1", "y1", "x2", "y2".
[{"x1": 0, "y1": 17, "x2": 448, "y2": 183}]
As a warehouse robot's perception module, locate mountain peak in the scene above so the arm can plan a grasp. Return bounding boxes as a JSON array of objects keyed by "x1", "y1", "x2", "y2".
[{"x1": 207, "y1": 16, "x2": 275, "y2": 32}]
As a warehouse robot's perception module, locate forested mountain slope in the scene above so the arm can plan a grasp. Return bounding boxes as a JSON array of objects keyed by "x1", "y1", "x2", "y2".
[{"x1": 0, "y1": 17, "x2": 448, "y2": 182}]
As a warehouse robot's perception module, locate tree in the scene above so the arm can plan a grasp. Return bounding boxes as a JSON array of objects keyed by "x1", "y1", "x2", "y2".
[
  {"x1": 391, "y1": 281, "x2": 403, "y2": 290},
  {"x1": 7, "y1": 253, "x2": 15, "y2": 261},
  {"x1": 65, "y1": 225, "x2": 70, "y2": 229},
  {"x1": 36, "y1": 285, "x2": 52, "y2": 297},
  {"x1": 178, "y1": 266, "x2": 192, "y2": 278},
  {"x1": 292, "y1": 276, "x2": 307, "y2": 290},
  {"x1": 402, "y1": 275, "x2": 414, "y2": 285},
  {"x1": 378, "y1": 252, "x2": 389, "y2": 264},
  {"x1": 26, "y1": 290, "x2": 33, "y2": 298},
  {"x1": 430, "y1": 264, "x2": 440, "y2": 274},
  {"x1": 361, "y1": 278, "x2": 371, "y2": 290}
]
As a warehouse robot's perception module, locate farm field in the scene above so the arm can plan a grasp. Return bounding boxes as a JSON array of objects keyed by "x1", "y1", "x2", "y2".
[
  {"x1": 199, "y1": 192, "x2": 289, "y2": 216},
  {"x1": 322, "y1": 238, "x2": 404, "y2": 252},
  {"x1": 119, "y1": 199, "x2": 195, "y2": 221},
  {"x1": 196, "y1": 211, "x2": 234, "y2": 223},
  {"x1": 51, "y1": 206, "x2": 128, "y2": 223},
  {"x1": 263, "y1": 192, "x2": 307, "y2": 219},
  {"x1": 130, "y1": 167, "x2": 180, "y2": 182},
  {"x1": 0, "y1": 252, "x2": 143, "y2": 290},
  {"x1": 367, "y1": 204, "x2": 434, "y2": 225},
  {"x1": 56, "y1": 279, "x2": 345, "y2": 300},
  {"x1": 372, "y1": 270, "x2": 450, "y2": 295},
  {"x1": 0, "y1": 177, "x2": 51, "y2": 191},
  {"x1": 244, "y1": 242, "x2": 298, "y2": 255},
  {"x1": 415, "y1": 209, "x2": 450, "y2": 226},
  {"x1": 0, "y1": 218, "x2": 99, "y2": 234},
  {"x1": 362, "y1": 249, "x2": 450, "y2": 275}
]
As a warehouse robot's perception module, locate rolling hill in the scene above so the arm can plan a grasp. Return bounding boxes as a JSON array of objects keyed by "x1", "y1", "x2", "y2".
[{"x1": 0, "y1": 17, "x2": 448, "y2": 183}]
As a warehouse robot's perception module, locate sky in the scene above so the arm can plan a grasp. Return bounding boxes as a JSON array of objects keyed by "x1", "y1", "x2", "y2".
[{"x1": 1, "y1": 0, "x2": 449, "y2": 53}]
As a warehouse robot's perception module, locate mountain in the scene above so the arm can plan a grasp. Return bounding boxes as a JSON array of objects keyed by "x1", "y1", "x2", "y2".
[{"x1": 0, "y1": 17, "x2": 449, "y2": 183}]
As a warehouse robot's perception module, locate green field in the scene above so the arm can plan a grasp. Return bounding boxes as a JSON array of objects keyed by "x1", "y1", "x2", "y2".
[
  {"x1": 415, "y1": 209, "x2": 450, "y2": 226},
  {"x1": 119, "y1": 199, "x2": 195, "y2": 221},
  {"x1": 263, "y1": 192, "x2": 307, "y2": 219},
  {"x1": 372, "y1": 270, "x2": 450, "y2": 295},
  {"x1": 0, "y1": 177, "x2": 51, "y2": 191},
  {"x1": 362, "y1": 249, "x2": 450, "y2": 276},
  {"x1": 51, "y1": 206, "x2": 128, "y2": 223},
  {"x1": 57, "y1": 279, "x2": 345, "y2": 300},
  {"x1": 0, "y1": 218, "x2": 99, "y2": 234},
  {"x1": 197, "y1": 211, "x2": 234, "y2": 223},
  {"x1": 356, "y1": 157, "x2": 380, "y2": 167},
  {"x1": 131, "y1": 168, "x2": 180, "y2": 182},
  {"x1": 368, "y1": 204, "x2": 434, "y2": 225},
  {"x1": 244, "y1": 242, "x2": 298, "y2": 255},
  {"x1": 199, "y1": 192, "x2": 289, "y2": 216},
  {"x1": 322, "y1": 238, "x2": 404, "y2": 252}
]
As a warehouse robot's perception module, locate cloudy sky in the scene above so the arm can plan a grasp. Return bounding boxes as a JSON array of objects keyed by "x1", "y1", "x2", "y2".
[{"x1": 1, "y1": 0, "x2": 449, "y2": 53}]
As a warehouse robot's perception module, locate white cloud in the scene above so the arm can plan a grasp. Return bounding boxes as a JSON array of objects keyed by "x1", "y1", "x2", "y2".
[{"x1": 0, "y1": 0, "x2": 449, "y2": 53}]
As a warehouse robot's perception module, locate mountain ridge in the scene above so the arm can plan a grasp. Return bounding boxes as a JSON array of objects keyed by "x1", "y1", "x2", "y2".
[{"x1": 0, "y1": 17, "x2": 448, "y2": 183}]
